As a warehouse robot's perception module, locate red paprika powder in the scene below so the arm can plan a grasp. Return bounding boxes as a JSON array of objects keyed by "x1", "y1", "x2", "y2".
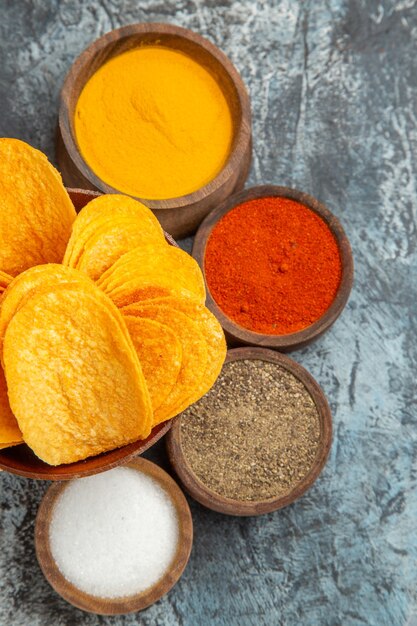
[{"x1": 204, "y1": 196, "x2": 342, "y2": 335}]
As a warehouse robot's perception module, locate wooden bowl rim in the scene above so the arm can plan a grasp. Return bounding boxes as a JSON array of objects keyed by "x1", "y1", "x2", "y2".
[
  {"x1": 35, "y1": 457, "x2": 193, "y2": 615},
  {"x1": 59, "y1": 22, "x2": 252, "y2": 210},
  {"x1": 0, "y1": 420, "x2": 172, "y2": 480},
  {"x1": 0, "y1": 188, "x2": 176, "y2": 480},
  {"x1": 166, "y1": 347, "x2": 332, "y2": 516},
  {"x1": 192, "y1": 184, "x2": 354, "y2": 351}
]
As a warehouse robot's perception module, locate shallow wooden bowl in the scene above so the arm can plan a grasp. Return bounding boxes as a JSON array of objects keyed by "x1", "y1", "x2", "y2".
[
  {"x1": 0, "y1": 188, "x2": 176, "y2": 480},
  {"x1": 57, "y1": 22, "x2": 252, "y2": 239},
  {"x1": 35, "y1": 457, "x2": 193, "y2": 615},
  {"x1": 193, "y1": 185, "x2": 354, "y2": 351},
  {"x1": 167, "y1": 347, "x2": 332, "y2": 516}
]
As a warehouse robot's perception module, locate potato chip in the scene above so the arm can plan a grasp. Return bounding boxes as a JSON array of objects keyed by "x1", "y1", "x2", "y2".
[
  {"x1": 0, "y1": 270, "x2": 12, "y2": 292},
  {"x1": 0, "y1": 442, "x2": 21, "y2": 450},
  {"x1": 124, "y1": 299, "x2": 226, "y2": 420},
  {"x1": 124, "y1": 296, "x2": 226, "y2": 413},
  {"x1": 3, "y1": 283, "x2": 153, "y2": 465},
  {"x1": 98, "y1": 246, "x2": 206, "y2": 304},
  {"x1": 63, "y1": 194, "x2": 164, "y2": 269},
  {"x1": 0, "y1": 364, "x2": 22, "y2": 448},
  {"x1": 0, "y1": 265, "x2": 138, "y2": 369},
  {"x1": 122, "y1": 304, "x2": 208, "y2": 425},
  {"x1": 75, "y1": 217, "x2": 167, "y2": 281},
  {"x1": 0, "y1": 138, "x2": 76, "y2": 276},
  {"x1": 123, "y1": 316, "x2": 182, "y2": 412},
  {"x1": 69, "y1": 193, "x2": 162, "y2": 238},
  {"x1": 96, "y1": 245, "x2": 202, "y2": 291},
  {"x1": 0, "y1": 264, "x2": 94, "y2": 362},
  {"x1": 0, "y1": 264, "x2": 140, "y2": 390},
  {"x1": 108, "y1": 285, "x2": 197, "y2": 309},
  {"x1": 67, "y1": 216, "x2": 166, "y2": 275}
]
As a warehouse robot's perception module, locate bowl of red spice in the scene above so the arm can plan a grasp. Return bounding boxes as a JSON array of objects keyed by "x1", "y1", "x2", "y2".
[{"x1": 193, "y1": 185, "x2": 354, "y2": 350}]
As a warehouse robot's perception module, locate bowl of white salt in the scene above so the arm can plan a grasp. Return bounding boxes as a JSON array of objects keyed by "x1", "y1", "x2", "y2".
[{"x1": 35, "y1": 458, "x2": 193, "y2": 615}]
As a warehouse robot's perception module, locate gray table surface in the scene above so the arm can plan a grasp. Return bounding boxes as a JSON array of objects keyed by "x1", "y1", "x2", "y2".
[{"x1": 0, "y1": 1, "x2": 416, "y2": 625}]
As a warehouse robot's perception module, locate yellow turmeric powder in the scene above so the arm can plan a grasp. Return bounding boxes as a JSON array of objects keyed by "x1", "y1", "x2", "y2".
[{"x1": 75, "y1": 46, "x2": 233, "y2": 200}]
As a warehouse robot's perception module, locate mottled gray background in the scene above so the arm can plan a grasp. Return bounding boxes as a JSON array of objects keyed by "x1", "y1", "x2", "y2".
[{"x1": 0, "y1": 1, "x2": 416, "y2": 625}]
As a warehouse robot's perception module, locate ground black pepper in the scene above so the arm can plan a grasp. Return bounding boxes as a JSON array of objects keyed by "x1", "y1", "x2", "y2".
[{"x1": 180, "y1": 359, "x2": 321, "y2": 501}]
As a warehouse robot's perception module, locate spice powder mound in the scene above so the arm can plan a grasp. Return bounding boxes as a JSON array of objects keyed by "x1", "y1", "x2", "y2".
[
  {"x1": 180, "y1": 359, "x2": 321, "y2": 501},
  {"x1": 75, "y1": 46, "x2": 233, "y2": 200},
  {"x1": 204, "y1": 197, "x2": 342, "y2": 335}
]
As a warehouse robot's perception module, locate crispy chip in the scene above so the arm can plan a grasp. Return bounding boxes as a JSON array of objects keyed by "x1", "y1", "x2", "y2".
[
  {"x1": 0, "y1": 270, "x2": 12, "y2": 292},
  {"x1": 3, "y1": 283, "x2": 153, "y2": 465},
  {"x1": 68, "y1": 193, "x2": 162, "y2": 238},
  {"x1": 108, "y1": 285, "x2": 197, "y2": 308},
  {"x1": 0, "y1": 264, "x2": 138, "y2": 369},
  {"x1": 75, "y1": 217, "x2": 166, "y2": 281},
  {"x1": 123, "y1": 316, "x2": 182, "y2": 413},
  {"x1": 63, "y1": 194, "x2": 164, "y2": 269},
  {"x1": 0, "y1": 264, "x2": 94, "y2": 362},
  {"x1": 0, "y1": 138, "x2": 76, "y2": 276},
  {"x1": 98, "y1": 246, "x2": 206, "y2": 304},
  {"x1": 0, "y1": 442, "x2": 21, "y2": 450},
  {"x1": 110, "y1": 283, "x2": 201, "y2": 309},
  {"x1": 124, "y1": 296, "x2": 226, "y2": 415},
  {"x1": 122, "y1": 304, "x2": 208, "y2": 425},
  {"x1": 0, "y1": 364, "x2": 22, "y2": 448}
]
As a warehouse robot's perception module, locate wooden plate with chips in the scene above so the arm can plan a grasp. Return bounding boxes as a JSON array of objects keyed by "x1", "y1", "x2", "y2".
[{"x1": 0, "y1": 189, "x2": 176, "y2": 480}]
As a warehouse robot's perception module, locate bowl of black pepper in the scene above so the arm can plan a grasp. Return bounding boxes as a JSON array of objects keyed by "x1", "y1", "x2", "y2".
[{"x1": 166, "y1": 347, "x2": 332, "y2": 516}]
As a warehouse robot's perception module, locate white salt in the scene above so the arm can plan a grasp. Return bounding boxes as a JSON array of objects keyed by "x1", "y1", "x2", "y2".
[{"x1": 49, "y1": 467, "x2": 180, "y2": 599}]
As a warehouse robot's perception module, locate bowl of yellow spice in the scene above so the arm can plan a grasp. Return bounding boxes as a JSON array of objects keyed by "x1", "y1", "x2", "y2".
[{"x1": 58, "y1": 23, "x2": 252, "y2": 239}]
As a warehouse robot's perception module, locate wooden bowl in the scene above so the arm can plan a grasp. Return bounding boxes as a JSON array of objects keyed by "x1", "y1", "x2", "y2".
[
  {"x1": 35, "y1": 457, "x2": 193, "y2": 615},
  {"x1": 167, "y1": 347, "x2": 332, "y2": 516},
  {"x1": 57, "y1": 22, "x2": 252, "y2": 239},
  {"x1": 193, "y1": 185, "x2": 354, "y2": 350},
  {"x1": 0, "y1": 188, "x2": 176, "y2": 480}
]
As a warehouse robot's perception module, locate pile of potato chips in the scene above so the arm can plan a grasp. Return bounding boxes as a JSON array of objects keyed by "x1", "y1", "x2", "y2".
[{"x1": 0, "y1": 138, "x2": 226, "y2": 465}]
